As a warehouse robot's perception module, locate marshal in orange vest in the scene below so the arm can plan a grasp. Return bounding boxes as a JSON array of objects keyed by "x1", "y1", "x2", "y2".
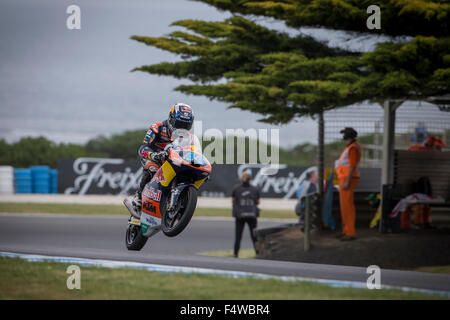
[{"x1": 334, "y1": 141, "x2": 361, "y2": 179}]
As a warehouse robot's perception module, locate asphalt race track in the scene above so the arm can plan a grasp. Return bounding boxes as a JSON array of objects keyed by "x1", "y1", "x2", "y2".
[{"x1": 1, "y1": 213, "x2": 450, "y2": 293}]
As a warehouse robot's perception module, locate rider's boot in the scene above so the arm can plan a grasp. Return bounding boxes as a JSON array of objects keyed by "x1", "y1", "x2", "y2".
[
  {"x1": 124, "y1": 170, "x2": 153, "y2": 219},
  {"x1": 131, "y1": 190, "x2": 142, "y2": 212},
  {"x1": 124, "y1": 191, "x2": 141, "y2": 219}
]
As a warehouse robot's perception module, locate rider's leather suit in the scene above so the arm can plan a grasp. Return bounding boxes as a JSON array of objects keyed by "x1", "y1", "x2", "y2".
[{"x1": 136, "y1": 120, "x2": 172, "y2": 195}]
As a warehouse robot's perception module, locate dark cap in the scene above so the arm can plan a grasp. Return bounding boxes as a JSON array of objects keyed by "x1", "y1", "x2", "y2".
[{"x1": 340, "y1": 127, "x2": 357, "y2": 140}]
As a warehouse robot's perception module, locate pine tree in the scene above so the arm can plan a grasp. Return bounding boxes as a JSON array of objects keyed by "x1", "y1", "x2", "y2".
[
  {"x1": 131, "y1": 0, "x2": 449, "y2": 198},
  {"x1": 195, "y1": 0, "x2": 449, "y2": 37},
  {"x1": 132, "y1": 1, "x2": 449, "y2": 122}
]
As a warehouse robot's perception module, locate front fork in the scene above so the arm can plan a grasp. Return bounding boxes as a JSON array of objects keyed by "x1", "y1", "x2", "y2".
[
  {"x1": 166, "y1": 182, "x2": 181, "y2": 218},
  {"x1": 166, "y1": 180, "x2": 195, "y2": 219}
]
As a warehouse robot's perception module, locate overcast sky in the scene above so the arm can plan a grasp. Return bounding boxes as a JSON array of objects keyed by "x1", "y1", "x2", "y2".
[{"x1": 0, "y1": 0, "x2": 416, "y2": 148}]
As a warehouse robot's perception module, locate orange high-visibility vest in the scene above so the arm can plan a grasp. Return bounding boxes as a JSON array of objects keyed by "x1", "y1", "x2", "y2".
[{"x1": 334, "y1": 141, "x2": 361, "y2": 179}]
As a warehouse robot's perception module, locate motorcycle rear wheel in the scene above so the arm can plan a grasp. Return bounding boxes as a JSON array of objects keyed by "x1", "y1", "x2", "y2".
[
  {"x1": 125, "y1": 223, "x2": 148, "y2": 251},
  {"x1": 162, "y1": 185, "x2": 198, "y2": 237}
]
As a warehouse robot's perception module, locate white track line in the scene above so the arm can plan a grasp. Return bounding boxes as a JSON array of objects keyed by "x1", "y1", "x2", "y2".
[
  {"x1": 1, "y1": 251, "x2": 449, "y2": 297},
  {"x1": 0, "y1": 212, "x2": 296, "y2": 223}
]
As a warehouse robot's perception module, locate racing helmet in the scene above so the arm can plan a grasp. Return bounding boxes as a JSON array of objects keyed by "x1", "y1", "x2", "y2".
[{"x1": 168, "y1": 103, "x2": 194, "y2": 134}]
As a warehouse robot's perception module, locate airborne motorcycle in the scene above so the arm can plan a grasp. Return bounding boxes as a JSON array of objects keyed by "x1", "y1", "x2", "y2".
[{"x1": 123, "y1": 129, "x2": 211, "y2": 251}]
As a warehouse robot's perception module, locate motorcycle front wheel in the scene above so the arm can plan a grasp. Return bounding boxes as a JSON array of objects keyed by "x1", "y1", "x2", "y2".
[
  {"x1": 125, "y1": 223, "x2": 148, "y2": 251},
  {"x1": 162, "y1": 185, "x2": 198, "y2": 237}
]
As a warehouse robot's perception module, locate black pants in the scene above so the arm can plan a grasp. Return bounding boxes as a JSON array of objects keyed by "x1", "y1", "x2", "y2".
[{"x1": 234, "y1": 217, "x2": 257, "y2": 256}]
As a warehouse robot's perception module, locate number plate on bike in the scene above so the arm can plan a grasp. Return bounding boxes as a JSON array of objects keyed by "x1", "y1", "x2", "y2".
[{"x1": 129, "y1": 217, "x2": 141, "y2": 226}]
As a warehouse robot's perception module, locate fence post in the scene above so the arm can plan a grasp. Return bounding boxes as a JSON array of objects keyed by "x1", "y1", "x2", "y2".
[{"x1": 304, "y1": 195, "x2": 310, "y2": 252}]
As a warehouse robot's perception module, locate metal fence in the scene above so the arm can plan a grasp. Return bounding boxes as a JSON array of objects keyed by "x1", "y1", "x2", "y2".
[{"x1": 324, "y1": 101, "x2": 450, "y2": 168}]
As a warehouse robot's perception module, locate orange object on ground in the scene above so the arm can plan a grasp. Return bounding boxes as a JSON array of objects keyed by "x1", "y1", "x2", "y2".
[
  {"x1": 415, "y1": 205, "x2": 432, "y2": 225},
  {"x1": 338, "y1": 177, "x2": 359, "y2": 237},
  {"x1": 401, "y1": 204, "x2": 432, "y2": 229}
]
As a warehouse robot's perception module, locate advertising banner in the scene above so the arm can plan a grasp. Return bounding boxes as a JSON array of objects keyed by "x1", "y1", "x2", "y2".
[
  {"x1": 58, "y1": 158, "x2": 380, "y2": 198},
  {"x1": 57, "y1": 158, "x2": 142, "y2": 195}
]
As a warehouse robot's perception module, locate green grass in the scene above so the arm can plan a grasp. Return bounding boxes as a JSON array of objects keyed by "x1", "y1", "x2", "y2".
[
  {"x1": 199, "y1": 249, "x2": 256, "y2": 259},
  {"x1": 0, "y1": 257, "x2": 445, "y2": 300},
  {"x1": 413, "y1": 266, "x2": 450, "y2": 274},
  {"x1": 0, "y1": 202, "x2": 127, "y2": 215},
  {"x1": 0, "y1": 202, "x2": 296, "y2": 219}
]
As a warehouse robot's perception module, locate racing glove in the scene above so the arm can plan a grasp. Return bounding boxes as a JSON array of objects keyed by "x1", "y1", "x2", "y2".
[{"x1": 150, "y1": 150, "x2": 169, "y2": 163}]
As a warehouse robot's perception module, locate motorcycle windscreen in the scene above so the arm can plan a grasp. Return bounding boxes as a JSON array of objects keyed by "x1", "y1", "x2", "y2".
[{"x1": 170, "y1": 129, "x2": 202, "y2": 153}]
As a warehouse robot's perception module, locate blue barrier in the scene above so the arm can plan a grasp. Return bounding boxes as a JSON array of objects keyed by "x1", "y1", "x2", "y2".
[
  {"x1": 50, "y1": 169, "x2": 58, "y2": 194},
  {"x1": 31, "y1": 166, "x2": 51, "y2": 194},
  {"x1": 13, "y1": 166, "x2": 58, "y2": 194},
  {"x1": 14, "y1": 169, "x2": 33, "y2": 194}
]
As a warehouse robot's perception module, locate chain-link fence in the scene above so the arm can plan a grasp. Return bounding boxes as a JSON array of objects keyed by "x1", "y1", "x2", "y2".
[{"x1": 324, "y1": 101, "x2": 450, "y2": 168}]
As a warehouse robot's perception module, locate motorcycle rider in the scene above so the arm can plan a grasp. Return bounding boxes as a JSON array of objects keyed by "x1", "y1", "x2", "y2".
[{"x1": 129, "y1": 103, "x2": 194, "y2": 216}]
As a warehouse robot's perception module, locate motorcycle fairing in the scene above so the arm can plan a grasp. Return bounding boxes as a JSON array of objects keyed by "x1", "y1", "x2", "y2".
[
  {"x1": 193, "y1": 177, "x2": 207, "y2": 189},
  {"x1": 139, "y1": 129, "x2": 211, "y2": 237},
  {"x1": 140, "y1": 161, "x2": 177, "y2": 235},
  {"x1": 168, "y1": 148, "x2": 212, "y2": 173},
  {"x1": 140, "y1": 211, "x2": 160, "y2": 236}
]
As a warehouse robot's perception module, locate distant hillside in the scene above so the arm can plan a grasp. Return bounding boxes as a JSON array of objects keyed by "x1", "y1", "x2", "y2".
[{"x1": 2, "y1": 129, "x2": 448, "y2": 168}]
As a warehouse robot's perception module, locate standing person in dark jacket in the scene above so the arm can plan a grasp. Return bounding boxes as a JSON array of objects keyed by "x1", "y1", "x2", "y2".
[{"x1": 232, "y1": 171, "x2": 260, "y2": 258}]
